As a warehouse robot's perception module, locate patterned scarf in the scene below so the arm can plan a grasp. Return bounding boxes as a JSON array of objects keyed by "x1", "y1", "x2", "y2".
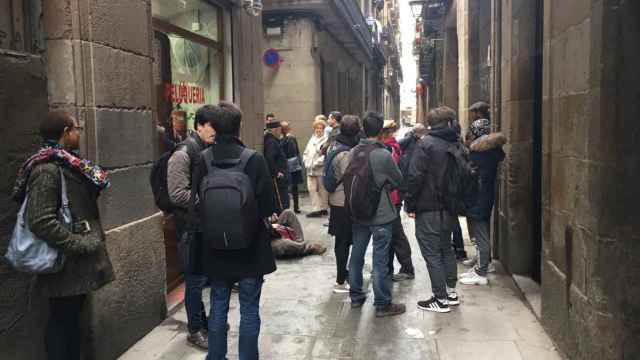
[{"x1": 12, "y1": 142, "x2": 110, "y2": 201}]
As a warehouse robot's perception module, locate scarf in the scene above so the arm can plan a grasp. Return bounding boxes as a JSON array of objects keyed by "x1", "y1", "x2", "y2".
[{"x1": 12, "y1": 141, "x2": 110, "y2": 201}]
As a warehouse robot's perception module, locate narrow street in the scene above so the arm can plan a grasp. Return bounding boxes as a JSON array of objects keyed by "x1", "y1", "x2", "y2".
[{"x1": 121, "y1": 199, "x2": 561, "y2": 360}]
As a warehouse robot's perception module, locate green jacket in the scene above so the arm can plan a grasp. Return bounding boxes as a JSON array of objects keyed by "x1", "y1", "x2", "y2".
[{"x1": 26, "y1": 162, "x2": 114, "y2": 297}]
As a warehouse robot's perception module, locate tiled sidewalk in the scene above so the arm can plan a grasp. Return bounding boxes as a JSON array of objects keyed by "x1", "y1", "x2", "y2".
[{"x1": 120, "y1": 205, "x2": 562, "y2": 360}]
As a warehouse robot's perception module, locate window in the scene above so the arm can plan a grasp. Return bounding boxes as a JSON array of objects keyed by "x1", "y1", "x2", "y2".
[
  {"x1": 152, "y1": 0, "x2": 225, "y2": 130},
  {"x1": 0, "y1": 0, "x2": 44, "y2": 53}
]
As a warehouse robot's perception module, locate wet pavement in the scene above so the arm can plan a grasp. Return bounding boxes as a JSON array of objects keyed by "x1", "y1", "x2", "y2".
[{"x1": 120, "y1": 198, "x2": 562, "y2": 360}]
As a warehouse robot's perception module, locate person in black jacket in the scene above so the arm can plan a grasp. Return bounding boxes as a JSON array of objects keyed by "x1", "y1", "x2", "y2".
[
  {"x1": 405, "y1": 106, "x2": 461, "y2": 314},
  {"x1": 190, "y1": 101, "x2": 277, "y2": 360},
  {"x1": 281, "y1": 121, "x2": 303, "y2": 213},
  {"x1": 264, "y1": 121, "x2": 289, "y2": 212},
  {"x1": 459, "y1": 119, "x2": 506, "y2": 286}
]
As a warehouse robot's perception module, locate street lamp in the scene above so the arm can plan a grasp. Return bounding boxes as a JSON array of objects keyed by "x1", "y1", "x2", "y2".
[{"x1": 409, "y1": 0, "x2": 425, "y2": 19}]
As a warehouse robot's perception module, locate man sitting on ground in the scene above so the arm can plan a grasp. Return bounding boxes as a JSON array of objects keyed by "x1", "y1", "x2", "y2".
[{"x1": 270, "y1": 209, "x2": 326, "y2": 258}]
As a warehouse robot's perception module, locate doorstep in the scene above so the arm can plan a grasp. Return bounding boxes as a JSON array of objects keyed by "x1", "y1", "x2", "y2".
[{"x1": 512, "y1": 274, "x2": 542, "y2": 319}]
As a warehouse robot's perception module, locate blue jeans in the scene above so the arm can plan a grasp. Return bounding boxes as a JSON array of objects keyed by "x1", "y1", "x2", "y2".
[
  {"x1": 207, "y1": 277, "x2": 264, "y2": 360},
  {"x1": 349, "y1": 223, "x2": 393, "y2": 309}
]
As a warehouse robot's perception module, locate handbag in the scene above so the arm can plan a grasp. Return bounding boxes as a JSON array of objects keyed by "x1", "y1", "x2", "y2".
[
  {"x1": 287, "y1": 156, "x2": 302, "y2": 173},
  {"x1": 5, "y1": 167, "x2": 71, "y2": 274}
]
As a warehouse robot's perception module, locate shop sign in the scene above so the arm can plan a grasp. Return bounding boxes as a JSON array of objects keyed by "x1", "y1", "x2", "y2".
[{"x1": 164, "y1": 81, "x2": 206, "y2": 104}]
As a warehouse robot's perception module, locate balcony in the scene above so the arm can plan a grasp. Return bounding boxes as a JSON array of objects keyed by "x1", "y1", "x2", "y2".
[{"x1": 263, "y1": 0, "x2": 373, "y2": 63}]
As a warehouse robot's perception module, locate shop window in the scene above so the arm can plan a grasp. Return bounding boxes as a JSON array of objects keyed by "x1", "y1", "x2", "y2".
[
  {"x1": 152, "y1": 0, "x2": 224, "y2": 132},
  {"x1": 0, "y1": 0, "x2": 45, "y2": 53}
]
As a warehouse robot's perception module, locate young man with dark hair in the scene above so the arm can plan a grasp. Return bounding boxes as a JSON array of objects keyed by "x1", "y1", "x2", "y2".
[
  {"x1": 322, "y1": 110, "x2": 344, "y2": 154},
  {"x1": 190, "y1": 101, "x2": 277, "y2": 360},
  {"x1": 347, "y1": 111, "x2": 406, "y2": 317},
  {"x1": 326, "y1": 115, "x2": 361, "y2": 293},
  {"x1": 265, "y1": 112, "x2": 276, "y2": 124},
  {"x1": 405, "y1": 106, "x2": 461, "y2": 313},
  {"x1": 167, "y1": 105, "x2": 216, "y2": 349}
]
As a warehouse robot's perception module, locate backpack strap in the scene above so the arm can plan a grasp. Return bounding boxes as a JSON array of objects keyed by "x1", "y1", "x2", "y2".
[
  {"x1": 236, "y1": 148, "x2": 256, "y2": 172},
  {"x1": 203, "y1": 148, "x2": 216, "y2": 174}
]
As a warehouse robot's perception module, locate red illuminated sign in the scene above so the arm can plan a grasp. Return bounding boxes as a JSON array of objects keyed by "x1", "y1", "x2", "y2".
[{"x1": 164, "y1": 82, "x2": 206, "y2": 104}]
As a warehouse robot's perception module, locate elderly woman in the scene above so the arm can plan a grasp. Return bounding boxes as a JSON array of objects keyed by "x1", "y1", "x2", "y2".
[{"x1": 303, "y1": 115, "x2": 329, "y2": 218}]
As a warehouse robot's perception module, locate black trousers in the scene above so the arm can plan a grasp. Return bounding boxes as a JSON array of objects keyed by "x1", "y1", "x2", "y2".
[
  {"x1": 291, "y1": 184, "x2": 300, "y2": 211},
  {"x1": 389, "y1": 205, "x2": 415, "y2": 275},
  {"x1": 329, "y1": 205, "x2": 352, "y2": 284},
  {"x1": 45, "y1": 294, "x2": 87, "y2": 360},
  {"x1": 452, "y1": 216, "x2": 466, "y2": 253}
]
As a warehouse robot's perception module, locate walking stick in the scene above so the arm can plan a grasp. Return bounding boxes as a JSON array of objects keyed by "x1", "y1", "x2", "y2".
[{"x1": 273, "y1": 178, "x2": 283, "y2": 211}]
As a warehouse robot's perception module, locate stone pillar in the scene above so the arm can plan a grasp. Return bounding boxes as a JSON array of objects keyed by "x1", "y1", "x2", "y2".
[
  {"x1": 541, "y1": 0, "x2": 640, "y2": 358},
  {"x1": 43, "y1": 1, "x2": 166, "y2": 359},
  {"x1": 494, "y1": 0, "x2": 537, "y2": 276}
]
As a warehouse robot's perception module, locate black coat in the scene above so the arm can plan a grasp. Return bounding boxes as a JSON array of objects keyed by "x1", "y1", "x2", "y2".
[
  {"x1": 263, "y1": 132, "x2": 289, "y2": 187},
  {"x1": 467, "y1": 133, "x2": 506, "y2": 220},
  {"x1": 281, "y1": 134, "x2": 303, "y2": 185},
  {"x1": 405, "y1": 125, "x2": 459, "y2": 214},
  {"x1": 398, "y1": 134, "x2": 419, "y2": 176},
  {"x1": 190, "y1": 135, "x2": 277, "y2": 281}
]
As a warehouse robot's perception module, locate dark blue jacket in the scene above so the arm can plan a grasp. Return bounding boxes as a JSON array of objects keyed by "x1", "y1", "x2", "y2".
[{"x1": 467, "y1": 133, "x2": 506, "y2": 220}]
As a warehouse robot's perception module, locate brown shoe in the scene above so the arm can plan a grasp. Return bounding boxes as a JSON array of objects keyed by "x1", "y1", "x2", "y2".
[{"x1": 375, "y1": 303, "x2": 406, "y2": 318}]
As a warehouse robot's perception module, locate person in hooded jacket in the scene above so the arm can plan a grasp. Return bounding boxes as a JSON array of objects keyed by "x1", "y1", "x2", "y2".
[
  {"x1": 405, "y1": 106, "x2": 461, "y2": 314},
  {"x1": 381, "y1": 120, "x2": 415, "y2": 281},
  {"x1": 459, "y1": 119, "x2": 506, "y2": 286}
]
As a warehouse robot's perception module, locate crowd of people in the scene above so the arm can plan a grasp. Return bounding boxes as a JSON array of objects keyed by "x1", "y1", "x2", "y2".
[{"x1": 8, "y1": 99, "x2": 505, "y2": 360}]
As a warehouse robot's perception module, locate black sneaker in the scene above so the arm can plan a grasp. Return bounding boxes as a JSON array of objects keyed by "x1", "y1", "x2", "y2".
[
  {"x1": 320, "y1": 209, "x2": 329, "y2": 216},
  {"x1": 375, "y1": 303, "x2": 406, "y2": 317},
  {"x1": 187, "y1": 330, "x2": 209, "y2": 350},
  {"x1": 447, "y1": 292, "x2": 460, "y2": 306},
  {"x1": 417, "y1": 297, "x2": 450, "y2": 313},
  {"x1": 392, "y1": 272, "x2": 415, "y2": 282}
]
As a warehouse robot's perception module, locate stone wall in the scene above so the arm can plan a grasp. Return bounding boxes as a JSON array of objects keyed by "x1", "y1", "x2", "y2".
[
  {"x1": 0, "y1": 1, "x2": 166, "y2": 359},
  {"x1": 494, "y1": 0, "x2": 537, "y2": 277},
  {"x1": 540, "y1": 0, "x2": 640, "y2": 358},
  {"x1": 263, "y1": 18, "x2": 323, "y2": 143},
  {"x1": 262, "y1": 16, "x2": 365, "y2": 151},
  {"x1": 0, "y1": 50, "x2": 51, "y2": 360}
]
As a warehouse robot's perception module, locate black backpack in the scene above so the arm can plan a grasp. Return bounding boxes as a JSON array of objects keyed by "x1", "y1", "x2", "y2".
[
  {"x1": 149, "y1": 138, "x2": 200, "y2": 213},
  {"x1": 439, "y1": 142, "x2": 479, "y2": 216},
  {"x1": 343, "y1": 143, "x2": 384, "y2": 222},
  {"x1": 322, "y1": 144, "x2": 350, "y2": 193},
  {"x1": 199, "y1": 148, "x2": 258, "y2": 250}
]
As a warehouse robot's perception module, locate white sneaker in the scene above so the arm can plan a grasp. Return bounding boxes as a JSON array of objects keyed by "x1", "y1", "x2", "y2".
[
  {"x1": 462, "y1": 256, "x2": 477, "y2": 267},
  {"x1": 459, "y1": 268, "x2": 476, "y2": 278},
  {"x1": 333, "y1": 282, "x2": 350, "y2": 293},
  {"x1": 459, "y1": 272, "x2": 488, "y2": 285}
]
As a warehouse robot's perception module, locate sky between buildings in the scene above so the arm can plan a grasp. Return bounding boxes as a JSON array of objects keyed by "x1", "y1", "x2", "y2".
[{"x1": 399, "y1": 0, "x2": 418, "y2": 111}]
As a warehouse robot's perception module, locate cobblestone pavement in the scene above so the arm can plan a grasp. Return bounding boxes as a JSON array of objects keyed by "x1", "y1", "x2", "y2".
[{"x1": 120, "y1": 199, "x2": 563, "y2": 360}]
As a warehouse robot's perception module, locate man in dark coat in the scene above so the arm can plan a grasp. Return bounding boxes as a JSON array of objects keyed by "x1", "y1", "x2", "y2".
[
  {"x1": 459, "y1": 119, "x2": 506, "y2": 286},
  {"x1": 190, "y1": 101, "x2": 277, "y2": 360},
  {"x1": 280, "y1": 121, "x2": 303, "y2": 213},
  {"x1": 405, "y1": 106, "x2": 461, "y2": 314},
  {"x1": 264, "y1": 121, "x2": 289, "y2": 212}
]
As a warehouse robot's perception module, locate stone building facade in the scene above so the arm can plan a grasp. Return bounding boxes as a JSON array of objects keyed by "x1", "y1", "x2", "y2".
[
  {"x1": 378, "y1": 0, "x2": 402, "y2": 122},
  {"x1": 418, "y1": 0, "x2": 640, "y2": 358},
  {"x1": 0, "y1": 1, "x2": 265, "y2": 359},
  {"x1": 261, "y1": 0, "x2": 386, "y2": 143}
]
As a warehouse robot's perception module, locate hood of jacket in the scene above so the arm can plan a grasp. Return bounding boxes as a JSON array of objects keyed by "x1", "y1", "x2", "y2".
[
  {"x1": 428, "y1": 124, "x2": 459, "y2": 143},
  {"x1": 470, "y1": 132, "x2": 507, "y2": 152}
]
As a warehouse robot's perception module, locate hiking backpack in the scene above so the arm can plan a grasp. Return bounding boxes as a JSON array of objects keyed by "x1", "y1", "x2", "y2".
[
  {"x1": 322, "y1": 144, "x2": 350, "y2": 193},
  {"x1": 343, "y1": 143, "x2": 384, "y2": 222},
  {"x1": 439, "y1": 142, "x2": 479, "y2": 216},
  {"x1": 149, "y1": 138, "x2": 199, "y2": 213},
  {"x1": 199, "y1": 148, "x2": 258, "y2": 250}
]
